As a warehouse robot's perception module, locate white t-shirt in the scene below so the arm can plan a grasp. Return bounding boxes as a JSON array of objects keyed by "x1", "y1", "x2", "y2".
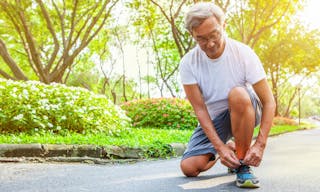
[{"x1": 179, "y1": 37, "x2": 266, "y2": 119}]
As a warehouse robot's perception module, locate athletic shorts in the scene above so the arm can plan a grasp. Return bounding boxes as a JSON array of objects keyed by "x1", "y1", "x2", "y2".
[{"x1": 182, "y1": 88, "x2": 262, "y2": 161}]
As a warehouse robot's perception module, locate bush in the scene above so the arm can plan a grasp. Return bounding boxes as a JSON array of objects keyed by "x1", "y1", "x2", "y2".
[
  {"x1": 273, "y1": 116, "x2": 298, "y2": 126},
  {"x1": 121, "y1": 98, "x2": 197, "y2": 129},
  {"x1": 0, "y1": 79, "x2": 131, "y2": 135}
]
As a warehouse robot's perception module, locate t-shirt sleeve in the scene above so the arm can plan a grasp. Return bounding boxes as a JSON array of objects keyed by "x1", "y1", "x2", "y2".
[
  {"x1": 179, "y1": 56, "x2": 197, "y2": 85},
  {"x1": 244, "y1": 47, "x2": 266, "y2": 84}
]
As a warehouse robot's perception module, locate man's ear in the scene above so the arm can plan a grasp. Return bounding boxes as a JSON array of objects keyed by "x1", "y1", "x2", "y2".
[
  {"x1": 190, "y1": 30, "x2": 194, "y2": 38},
  {"x1": 222, "y1": 21, "x2": 227, "y2": 30}
]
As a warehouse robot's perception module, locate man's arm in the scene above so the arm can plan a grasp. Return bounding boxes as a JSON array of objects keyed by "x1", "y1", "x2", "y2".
[
  {"x1": 243, "y1": 79, "x2": 276, "y2": 166},
  {"x1": 183, "y1": 84, "x2": 240, "y2": 168}
]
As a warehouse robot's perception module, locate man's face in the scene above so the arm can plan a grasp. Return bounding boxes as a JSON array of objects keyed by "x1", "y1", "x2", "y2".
[{"x1": 192, "y1": 16, "x2": 225, "y2": 59}]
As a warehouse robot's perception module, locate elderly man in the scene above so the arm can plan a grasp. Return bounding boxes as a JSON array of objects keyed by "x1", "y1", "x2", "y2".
[{"x1": 179, "y1": 2, "x2": 276, "y2": 188}]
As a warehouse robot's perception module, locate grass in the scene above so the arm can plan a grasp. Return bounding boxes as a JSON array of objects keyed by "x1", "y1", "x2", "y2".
[
  {"x1": 0, "y1": 128, "x2": 193, "y2": 147},
  {"x1": 0, "y1": 124, "x2": 316, "y2": 146},
  {"x1": 254, "y1": 123, "x2": 316, "y2": 137}
]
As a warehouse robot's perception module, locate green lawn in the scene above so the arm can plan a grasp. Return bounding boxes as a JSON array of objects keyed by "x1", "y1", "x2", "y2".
[
  {"x1": 0, "y1": 124, "x2": 315, "y2": 147},
  {"x1": 253, "y1": 124, "x2": 315, "y2": 137},
  {"x1": 0, "y1": 128, "x2": 193, "y2": 147}
]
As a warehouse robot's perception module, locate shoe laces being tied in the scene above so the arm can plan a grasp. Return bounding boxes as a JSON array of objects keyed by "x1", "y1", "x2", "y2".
[{"x1": 236, "y1": 161, "x2": 258, "y2": 183}]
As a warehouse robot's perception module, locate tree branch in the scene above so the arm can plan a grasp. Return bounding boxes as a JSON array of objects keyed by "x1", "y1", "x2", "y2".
[
  {"x1": 52, "y1": 0, "x2": 66, "y2": 49},
  {"x1": 0, "y1": 69, "x2": 15, "y2": 80},
  {"x1": 16, "y1": 0, "x2": 47, "y2": 82},
  {"x1": 65, "y1": 0, "x2": 78, "y2": 51},
  {"x1": 36, "y1": 0, "x2": 60, "y2": 73},
  {"x1": 149, "y1": 0, "x2": 171, "y2": 23},
  {"x1": 0, "y1": 38, "x2": 28, "y2": 80},
  {"x1": 51, "y1": 0, "x2": 117, "y2": 82},
  {"x1": 250, "y1": 1, "x2": 290, "y2": 48}
]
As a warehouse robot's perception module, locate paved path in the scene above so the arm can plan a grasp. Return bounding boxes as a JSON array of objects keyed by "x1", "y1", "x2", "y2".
[{"x1": 1, "y1": 128, "x2": 320, "y2": 192}]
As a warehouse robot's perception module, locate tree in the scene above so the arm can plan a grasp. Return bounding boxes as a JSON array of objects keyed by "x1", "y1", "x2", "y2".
[
  {"x1": 0, "y1": 0, "x2": 119, "y2": 83},
  {"x1": 128, "y1": 0, "x2": 195, "y2": 97},
  {"x1": 227, "y1": 0, "x2": 303, "y2": 48},
  {"x1": 257, "y1": 22, "x2": 320, "y2": 116},
  {"x1": 224, "y1": 0, "x2": 317, "y2": 117}
]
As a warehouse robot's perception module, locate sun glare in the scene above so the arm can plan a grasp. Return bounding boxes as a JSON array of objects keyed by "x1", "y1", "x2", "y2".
[{"x1": 299, "y1": 0, "x2": 320, "y2": 30}]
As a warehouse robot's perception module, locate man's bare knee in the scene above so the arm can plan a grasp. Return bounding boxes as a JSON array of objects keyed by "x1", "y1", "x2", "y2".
[
  {"x1": 180, "y1": 160, "x2": 200, "y2": 177},
  {"x1": 180, "y1": 154, "x2": 215, "y2": 177},
  {"x1": 228, "y1": 87, "x2": 252, "y2": 112}
]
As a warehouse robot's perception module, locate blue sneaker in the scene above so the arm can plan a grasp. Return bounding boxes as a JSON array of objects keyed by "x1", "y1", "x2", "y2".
[{"x1": 236, "y1": 162, "x2": 260, "y2": 188}]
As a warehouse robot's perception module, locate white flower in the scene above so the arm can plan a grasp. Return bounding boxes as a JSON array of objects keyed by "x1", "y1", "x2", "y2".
[
  {"x1": 10, "y1": 92, "x2": 17, "y2": 98},
  {"x1": 22, "y1": 89, "x2": 29, "y2": 99},
  {"x1": 13, "y1": 114, "x2": 24, "y2": 120},
  {"x1": 30, "y1": 85, "x2": 39, "y2": 92}
]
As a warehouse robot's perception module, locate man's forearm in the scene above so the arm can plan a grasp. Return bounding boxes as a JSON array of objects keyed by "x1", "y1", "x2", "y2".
[{"x1": 255, "y1": 102, "x2": 276, "y2": 148}]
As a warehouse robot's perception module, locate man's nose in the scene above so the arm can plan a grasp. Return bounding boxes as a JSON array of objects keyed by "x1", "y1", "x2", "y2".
[{"x1": 206, "y1": 39, "x2": 215, "y2": 48}]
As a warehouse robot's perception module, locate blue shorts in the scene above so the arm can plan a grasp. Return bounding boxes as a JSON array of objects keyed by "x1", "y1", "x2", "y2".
[{"x1": 182, "y1": 89, "x2": 262, "y2": 160}]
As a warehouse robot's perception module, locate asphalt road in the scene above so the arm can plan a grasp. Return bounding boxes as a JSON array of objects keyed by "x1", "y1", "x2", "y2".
[{"x1": 1, "y1": 128, "x2": 320, "y2": 192}]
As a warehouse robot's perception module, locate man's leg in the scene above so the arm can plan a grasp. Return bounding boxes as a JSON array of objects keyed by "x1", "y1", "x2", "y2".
[
  {"x1": 228, "y1": 87, "x2": 260, "y2": 188},
  {"x1": 180, "y1": 109, "x2": 233, "y2": 177},
  {"x1": 180, "y1": 154, "x2": 218, "y2": 177},
  {"x1": 228, "y1": 87, "x2": 255, "y2": 160},
  {"x1": 181, "y1": 141, "x2": 235, "y2": 177}
]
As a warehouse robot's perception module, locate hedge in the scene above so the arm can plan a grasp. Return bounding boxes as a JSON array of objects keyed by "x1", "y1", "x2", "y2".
[
  {"x1": 121, "y1": 98, "x2": 197, "y2": 129},
  {"x1": 0, "y1": 79, "x2": 131, "y2": 136}
]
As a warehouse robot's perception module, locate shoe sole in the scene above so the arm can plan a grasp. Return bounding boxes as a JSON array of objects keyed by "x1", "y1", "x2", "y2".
[{"x1": 236, "y1": 180, "x2": 260, "y2": 188}]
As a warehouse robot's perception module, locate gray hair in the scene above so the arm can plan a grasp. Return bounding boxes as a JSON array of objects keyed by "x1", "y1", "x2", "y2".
[{"x1": 185, "y1": 2, "x2": 225, "y2": 33}]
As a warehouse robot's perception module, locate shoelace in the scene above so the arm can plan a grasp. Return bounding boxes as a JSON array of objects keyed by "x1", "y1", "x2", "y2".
[
  {"x1": 237, "y1": 160, "x2": 251, "y2": 174},
  {"x1": 237, "y1": 164, "x2": 251, "y2": 174}
]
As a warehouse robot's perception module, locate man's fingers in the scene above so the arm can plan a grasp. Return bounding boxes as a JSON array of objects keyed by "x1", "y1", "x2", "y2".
[
  {"x1": 218, "y1": 145, "x2": 241, "y2": 168},
  {"x1": 243, "y1": 151, "x2": 262, "y2": 167},
  {"x1": 221, "y1": 158, "x2": 238, "y2": 169},
  {"x1": 243, "y1": 155, "x2": 251, "y2": 165},
  {"x1": 221, "y1": 153, "x2": 240, "y2": 169},
  {"x1": 230, "y1": 153, "x2": 241, "y2": 165}
]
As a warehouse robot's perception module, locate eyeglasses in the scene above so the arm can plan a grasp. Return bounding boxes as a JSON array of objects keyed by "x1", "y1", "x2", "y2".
[{"x1": 195, "y1": 28, "x2": 222, "y2": 45}]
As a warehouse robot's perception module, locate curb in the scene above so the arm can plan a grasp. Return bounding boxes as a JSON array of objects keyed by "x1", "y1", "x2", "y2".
[{"x1": 0, "y1": 143, "x2": 187, "y2": 163}]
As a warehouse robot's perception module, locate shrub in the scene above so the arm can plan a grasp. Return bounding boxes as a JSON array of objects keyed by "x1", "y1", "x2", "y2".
[
  {"x1": 0, "y1": 79, "x2": 131, "y2": 135},
  {"x1": 273, "y1": 116, "x2": 298, "y2": 126},
  {"x1": 121, "y1": 98, "x2": 197, "y2": 129}
]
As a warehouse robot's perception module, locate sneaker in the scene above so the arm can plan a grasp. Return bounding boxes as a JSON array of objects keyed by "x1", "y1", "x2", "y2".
[{"x1": 236, "y1": 162, "x2": 260, "y2": 188}]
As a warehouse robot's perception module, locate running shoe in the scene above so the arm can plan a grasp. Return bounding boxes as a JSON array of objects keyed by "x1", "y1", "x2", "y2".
[{"x1": 236, "y1": 161, "x2": 260, "y2": 188}]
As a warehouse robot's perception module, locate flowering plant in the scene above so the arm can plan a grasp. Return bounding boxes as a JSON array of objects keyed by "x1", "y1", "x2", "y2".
[
  {"x1": 0, "y1": 79, "x2": 130, "y2": 136},
  {"x1": 121, "y1": 98, "x2": 197, "y2": 129}
]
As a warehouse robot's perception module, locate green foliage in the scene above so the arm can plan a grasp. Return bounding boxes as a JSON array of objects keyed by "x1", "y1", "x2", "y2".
[
  {"x1": 143, "y1": 141, "x2": 174, "y2": 158},
  {"x1": 127, "y1": 0, "x2": 193, "y2": 97},
  {"x1": 227, "y1": 0, "x2": 303, "y2": 47},
  {"x1": 0, "y1": 79, "x2": 131, "y2": 136},
  {"x1": 0, "y1": 0, "x2": 118, "y2": 83},
  {"x1": 0, "y1": 127, "x2": 193, "y2": 147},
  {"x1": 121, "y1": 98, "x2": 197, "y2": 130}
]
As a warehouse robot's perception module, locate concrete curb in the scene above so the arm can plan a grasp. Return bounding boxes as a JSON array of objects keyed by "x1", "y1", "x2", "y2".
[{"x1": 0, "y1": 143, "x2": 187, "y2": 163}]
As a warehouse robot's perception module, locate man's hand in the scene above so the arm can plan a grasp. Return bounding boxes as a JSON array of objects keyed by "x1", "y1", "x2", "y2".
[
  {"x1": 243, "y1": 142, "x2": 265, "y2": 167},
  {"x1": 217, "y1": 144, "x2": 240, "y2": 169}
]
